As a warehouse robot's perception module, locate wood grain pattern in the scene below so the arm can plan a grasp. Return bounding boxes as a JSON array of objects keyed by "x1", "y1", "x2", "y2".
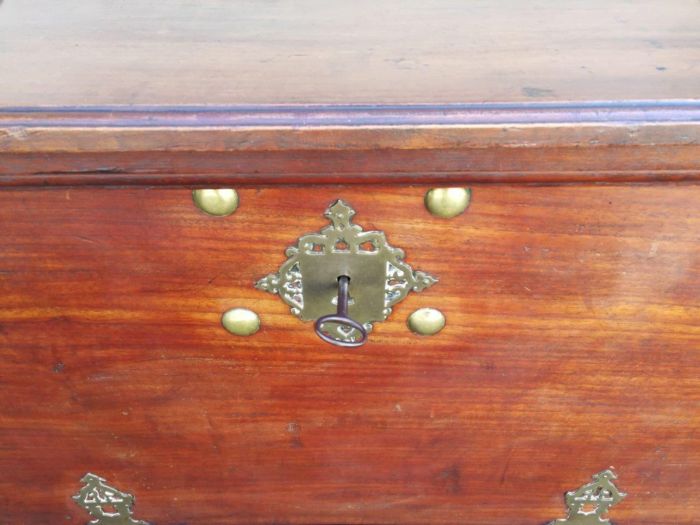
[
  {"x1": 1, "y1": 185, "x2": 698, "y2": 524},
  {"x1": 1, "y1": 103, "x2": 700, "y2": 186},
  {"x1": 0, "y1": 0, "x2": 699, "y2": 106}
]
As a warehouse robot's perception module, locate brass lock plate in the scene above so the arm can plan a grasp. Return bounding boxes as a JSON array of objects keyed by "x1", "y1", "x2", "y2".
[{"x1": 256, "y1": 200, "x2": 437, "y2": 341}]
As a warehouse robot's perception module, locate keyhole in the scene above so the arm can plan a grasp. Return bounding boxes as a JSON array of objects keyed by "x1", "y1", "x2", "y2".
[{"x1": 332, "y1": 275, "x2": 355, "y2": 306}]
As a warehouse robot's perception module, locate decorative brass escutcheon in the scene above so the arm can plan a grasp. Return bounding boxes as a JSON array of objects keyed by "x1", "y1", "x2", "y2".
[
  {"x1": 73, "y1": 473, "x2": 150, "y2": 525},
  {"x1": 548, "y1": 468, "x2": 626, "y2": 524},
  {"x1": 256, "y1": 200, "x2": 437, "y2": 346}
]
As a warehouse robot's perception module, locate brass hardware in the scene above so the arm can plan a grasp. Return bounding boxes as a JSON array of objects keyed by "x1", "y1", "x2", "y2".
[
  {"x1": 256, "y1": 200, "x2": 437, "y2": 346},
  {"x1": 192, "y1": 188, "x2": 239, "y2": 216},
  {"x1": 548, "y1": 469, "x2": 626, "y2": 524},
  {"x1": 407, "y1": 307, "x2": 445, "y2": 335},
  {"x1": 221, "y1": 307, "x2": 260, "y2": 336},
  {"x1": 73, "y1": 473, "x2": 149, "y2": 525},
  {"x1": 424, "y1": 187, "x2": 471, "y2": 218}
]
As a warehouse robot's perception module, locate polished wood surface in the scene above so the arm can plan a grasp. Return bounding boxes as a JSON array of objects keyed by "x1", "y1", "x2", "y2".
[
  {"x1": 1, "y1": 185, "x2": 698, "y2": 524},
  {"x1": 2, "y1": 2, "x2": 698, "y2": 522},
  {"x1": 0, "y1": 1, "x2": 699, "y2": 106},
  {"x1": 1, "y1": 102, "x2": 700, "y2": 186}
]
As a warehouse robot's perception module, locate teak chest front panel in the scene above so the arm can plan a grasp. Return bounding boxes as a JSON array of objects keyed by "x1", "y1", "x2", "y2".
[
  {"x1": 1, "y1": 185, "x2": 698, "y2": 524},
  {"x1": 2, "y1": 2, "x2": 700, "y2": 523}
]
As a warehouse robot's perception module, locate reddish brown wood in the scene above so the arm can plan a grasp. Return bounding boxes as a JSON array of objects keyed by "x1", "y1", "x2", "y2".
[
  {"x1": 1, "y1": 103, "x2": 699, "y2": 187},
  {"x1": 1, "y1": 185, "x2": 698, "y2": 524},
  {"x1": 1, "y1": 3, "x2": 699, "y2": 523}
]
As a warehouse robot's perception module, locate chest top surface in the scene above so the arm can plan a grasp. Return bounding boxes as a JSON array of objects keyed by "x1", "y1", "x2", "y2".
[{"x1": 0, "y1": 0, "x2": 699, "y2": 107}]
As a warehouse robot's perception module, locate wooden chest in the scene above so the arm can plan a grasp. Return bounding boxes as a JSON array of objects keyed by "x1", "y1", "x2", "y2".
[{"x1": 1, "y1": 2, "x2": 699, "y2": 524}]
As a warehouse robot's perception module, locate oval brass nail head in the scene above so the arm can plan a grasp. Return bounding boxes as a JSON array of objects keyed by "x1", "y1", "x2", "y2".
[
  {"x1": 424, "y1": 187, "x2": 471, "y2": 218},
  {"x1": 408, "y1": 308, "x2": 446, "y2": 335},
  {"x1": 192, "y1": 188, "x2": 239, "y2": 216},
  {"x1": 222, "y1": 308, "x2": 260, "y2": 336}
]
